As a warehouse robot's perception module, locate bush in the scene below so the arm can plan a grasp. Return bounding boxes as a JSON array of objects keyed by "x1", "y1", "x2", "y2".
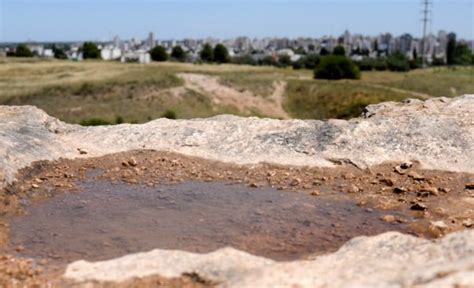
[
  {"x1": 454, "y1": 43, "x2": 472, "y2": 65},
  {"x1": 161, "y1": 110, "x2": 177, "y2": 119},
  {"x1": 15, "y1": 44, "x2": 33, "y2": 57},
  {"x1": 150, "y1": 46, "x2": 168, "y2": 62},
  {"x1": 409, "y1": 58, "x2": 422, "y2": 70},
  {"x1": 292, "y1": 58, "x2": 305, "y2": 70},
  {"x1": 200, "y1": 43, "x2": 214, "y2": 62},
  {"x1": 314, "y1": 55, "x2": 360, "y2": 80},
  {"x1": 52, "y1": 45, "x2": 67, "y2": 59},
  {"x1": 319, "y1": 47, "x2": 330, "y2": 56},
  {"x1": 356, "y1": 58, "x2": 375, "y2": 71},
  {"x1": 231, "y1": 55, "x2": 257, "y2": 66},
  {"x1": 213, "y1": 44, "x2": 230, "y2": 63},
  {"x1": 333, "y1": 45, "x2": 346, "y2": 56},
  {"x1": 374, "y1": 58, "x2": 388, "y2": 71},
  {"x1": 304, "y1": 54, "x2": 321, "y2": 69},
  {"x1": 386, "y1": 52, "x2": 410, "y2": 72},
  {"x1": 115, "y1": 116, "x2": 124, "y2": 124},
  {"x1": 82, "y1": 42, "x2": 100, "y2": 59},
  {"x1": 432, "y1": 57, "x2": 445, "y2": 66},
  {"x1": 294, "y1": 54, "x2": 321, "y2": 70},
  {"x1": 80, "y1": 118, "x2": 110, "y2": 126},
  {"x1": 171, "y1": 45, "x2": 186, "y2": 62},
  {"x1": 278, "y1": 55, "x2": 292, "y2": 68},
  {"x1": 260, "y1": 55, "x2": 278, "y2": 66}
]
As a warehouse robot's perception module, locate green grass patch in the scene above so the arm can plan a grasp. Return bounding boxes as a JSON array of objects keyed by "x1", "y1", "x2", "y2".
[{"x1": 284, "y1": 79, "x2": 415, "y2": 119}]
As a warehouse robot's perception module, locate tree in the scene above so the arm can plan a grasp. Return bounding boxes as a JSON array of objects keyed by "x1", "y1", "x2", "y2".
[
  {"x1": 412, "y1": 48, "x2": 418, "y2": 60},
  {"x1": 374, "y1": 58, "x2": 387, "y2": 71},
  {"x1": 278, "y1": 55, "x2": 292, "y2": 68},
  {"x1": 333, "y1": 45, "x2": 346, "y2": 56},
  {"x1": 171, "y1": 45, "x2": 186, "y2": 62},
  {"x1": 314, "y1": 55, "x2": 360, "y2": 80},
  {"x1": 446, "y1": 33, "x2": 456, "y2": 65},
  {"x1": 82, "y1": 42, "x2": 100, "y2": 59},
  {"x1": 213, "y1": 44, "x2": 230, "y2": 63},
  {"x1": 231, "y1": 55, "x2": 257, "y2": 66},
  {"x1": 15, "y1": 44, "x2": 33, "y2": 57},
  {"x1": 356, "y1": 58, "x2": 375, "y2": 71},
  {"x1": 199, "y1": 43, "x2": 214, "y2": 62},
  {"x1": 304, "y1": 54, "x2": 321, "y2": 69},
  {"x1": 293, "y1": 54, "x2": 321, "y2": 70},
  {"x1": 295, "y1": 46, "x2": 306, "y2": 55},
  {"x1": 386, "y1": 51, "x2": 410, "y2": 72},
  {"x1": 454, "y1": 43, "x2": 472, "y2": 65},
  {"x1": 261, "y1": 55, "x2": 277, "y2": 66},
  {"x1": 52, "y1": 44, "x2": 67, "y2": 59},
  {"x1": 150, "y1": 45, "x2": 168, "y2": 62},
  {"x1": 319, "y1": 47, "x2": 330, "y2": 56}
]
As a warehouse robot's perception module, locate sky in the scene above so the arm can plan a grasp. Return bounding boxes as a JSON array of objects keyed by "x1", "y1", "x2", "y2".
[{"x1": 0, "y1": 0, "x2": 472, "y2": 42}]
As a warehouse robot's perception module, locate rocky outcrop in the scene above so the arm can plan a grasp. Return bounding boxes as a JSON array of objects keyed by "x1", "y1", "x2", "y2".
[
  {"x1": 1, "y1": 95, "x2": 473, "y2": 188},
  {"x1": 64, "y1": 230, "x2": 474, "y2": 287},
  {"x1": 1, "y1": 95, "x2": 474, "y2": 287}
]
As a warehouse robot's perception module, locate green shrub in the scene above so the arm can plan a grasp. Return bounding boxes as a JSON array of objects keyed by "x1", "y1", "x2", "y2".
[
  {"x1": 374, "y1": 58, "x2": 388, "y2": 71},
  {"x1": 260, "y1": 55, "x2": 277, "y2": 66},
  {"x1": 161, "y1": 109, "x2": 177, "y2": 119},
  {"x1": 82, "y1": 42, "x2": 100, "y2": 59},
  {"x1": 232, "y1": 55, "x2": 257, "y2": 66},
  {"x1": 333, "y1": 45, "x2": 346, "y2": 56},
  {"x1": 150, "y1": 46, "x2": 168, "y2": 62},
  {"x1": 171, "y1": 46, "x2": 186, "y2": 62},
  {"x1": 15, "y1": 44, "x2": 33, "y2": 57},
  {"x1": 199, "y1": 43, "x2": 214, "y2": 62},
  {"x1": 293, "y1": 54, "x2": 320, "y2": 70},
  {"x1": 115, "y1": 116, "x2": 124, "y2": 124},
  {"x1": 213, "y1": 44, "x2": 230, "y2": 63},
  {"x1": 314, "y1": 55, "x2": 360, "y2": 80},
  {"x1": 409, "y1": 58, "x2": 422, "y2": 70},
  {"x1": 387, "y1": 52, "x2": 410, "y2": 72},
  {"x1": 278, "y1": 55, "x2": 292, "y2": 68},
  {"x1": 80, "y1": 118, "x2": 110, "y2": 126},
  {"x1": 357, "y1": 58, "x2": 375, "y2": 71}
]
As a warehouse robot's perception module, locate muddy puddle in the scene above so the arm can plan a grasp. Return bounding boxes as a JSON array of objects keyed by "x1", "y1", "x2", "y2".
[{"x1": 7, "y1": 176, "x2": 412, "y2": 263}]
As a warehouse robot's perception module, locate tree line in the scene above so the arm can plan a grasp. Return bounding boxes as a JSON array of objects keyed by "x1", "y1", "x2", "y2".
[{"x1": 8, "y1": 32, "x2": 473, "y2": 81}]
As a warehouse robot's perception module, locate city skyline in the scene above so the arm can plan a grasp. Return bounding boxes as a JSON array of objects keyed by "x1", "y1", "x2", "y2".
[{"x1": 0, "y1": 0, "x2": 472, "y2": 42}]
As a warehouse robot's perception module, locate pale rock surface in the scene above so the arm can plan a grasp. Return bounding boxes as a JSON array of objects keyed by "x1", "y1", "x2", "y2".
[
  {"x1": 1, "y1": 95, "x2": 473, "y2": 189},
  {"x1": 1, "y1": 96, "x2": 474, "y2": 286},
  {"x1": 64, "y1": 231, "x2": 474, "y2": 287}
]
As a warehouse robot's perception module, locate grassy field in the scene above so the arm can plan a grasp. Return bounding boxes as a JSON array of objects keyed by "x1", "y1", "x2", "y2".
[{"x1": 0, "y1": 57, "x2": 472, "y2": 124}]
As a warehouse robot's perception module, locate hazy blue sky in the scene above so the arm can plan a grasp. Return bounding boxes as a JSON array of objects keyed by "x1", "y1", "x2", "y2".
[{"x1": 0, "y1": 0, "x2": 472, "y2": 42}]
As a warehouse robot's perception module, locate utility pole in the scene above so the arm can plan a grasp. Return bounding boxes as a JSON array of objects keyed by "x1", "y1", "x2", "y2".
[{"x1": 421, "y1": 0, "x2": 431, "y2": 68}]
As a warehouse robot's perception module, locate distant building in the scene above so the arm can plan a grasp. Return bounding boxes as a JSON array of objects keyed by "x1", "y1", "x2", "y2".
[
  {"x1": 121, "y1": 50, "x2": 150, "y2": 64},
  {"x1": 101, "y1": 47, "x2": 122, "y2": 60},
  {"x1": 43, "y1": 49, "x2": 54, "y2": 58},
  {"x1": 148, "y1": 32, "x2": 155, "y2": 49}
]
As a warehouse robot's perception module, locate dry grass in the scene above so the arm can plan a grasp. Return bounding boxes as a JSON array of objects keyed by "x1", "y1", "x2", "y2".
[{"x1": 0, "y1": 58, "x2": 471, "y2": 123}]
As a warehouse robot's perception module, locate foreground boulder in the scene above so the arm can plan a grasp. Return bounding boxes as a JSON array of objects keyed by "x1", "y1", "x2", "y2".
[
  {"x1": 64, "y1": 230, "x2": 474, "y2": 287},
  {"x1": 1, "y1": 95, "x2": 473, "y2": 188}
]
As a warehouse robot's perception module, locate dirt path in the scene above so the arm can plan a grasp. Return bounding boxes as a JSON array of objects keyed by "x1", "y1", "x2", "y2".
[
  {"x1": 362, "y1": 83, "x2": 432, "y2": 99},
  {"x1": 178, "y1": 73, "x2": 290, "y2": 119}
]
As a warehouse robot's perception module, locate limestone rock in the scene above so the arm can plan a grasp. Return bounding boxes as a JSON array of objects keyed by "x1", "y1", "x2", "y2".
[
  {"x1": 63, "y1": 230, "x2": 474, "y2": 287},
  {"x1": 1, "y1": 95, "x2": 473, "y2": 189}
]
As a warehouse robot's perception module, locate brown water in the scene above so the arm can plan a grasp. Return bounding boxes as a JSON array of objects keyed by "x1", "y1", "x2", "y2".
[{"x1": 9, "y1": 179, "x2": 410, "y2": 262}]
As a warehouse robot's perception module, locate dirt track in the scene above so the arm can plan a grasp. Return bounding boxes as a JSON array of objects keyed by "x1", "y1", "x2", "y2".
[{"x1": 178, "y1": 73, "x2": 290, "y2": 118}]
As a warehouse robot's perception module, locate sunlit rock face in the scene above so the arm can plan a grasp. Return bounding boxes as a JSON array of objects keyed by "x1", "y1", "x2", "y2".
[{"x1": 1, "y1": 95, "x2": 473, "y2": 189}]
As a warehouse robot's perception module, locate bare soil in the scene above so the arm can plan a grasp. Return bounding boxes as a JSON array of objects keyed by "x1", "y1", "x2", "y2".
[{"x1": 0, "y1": 150, "x2": 473, "y2": 286}]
